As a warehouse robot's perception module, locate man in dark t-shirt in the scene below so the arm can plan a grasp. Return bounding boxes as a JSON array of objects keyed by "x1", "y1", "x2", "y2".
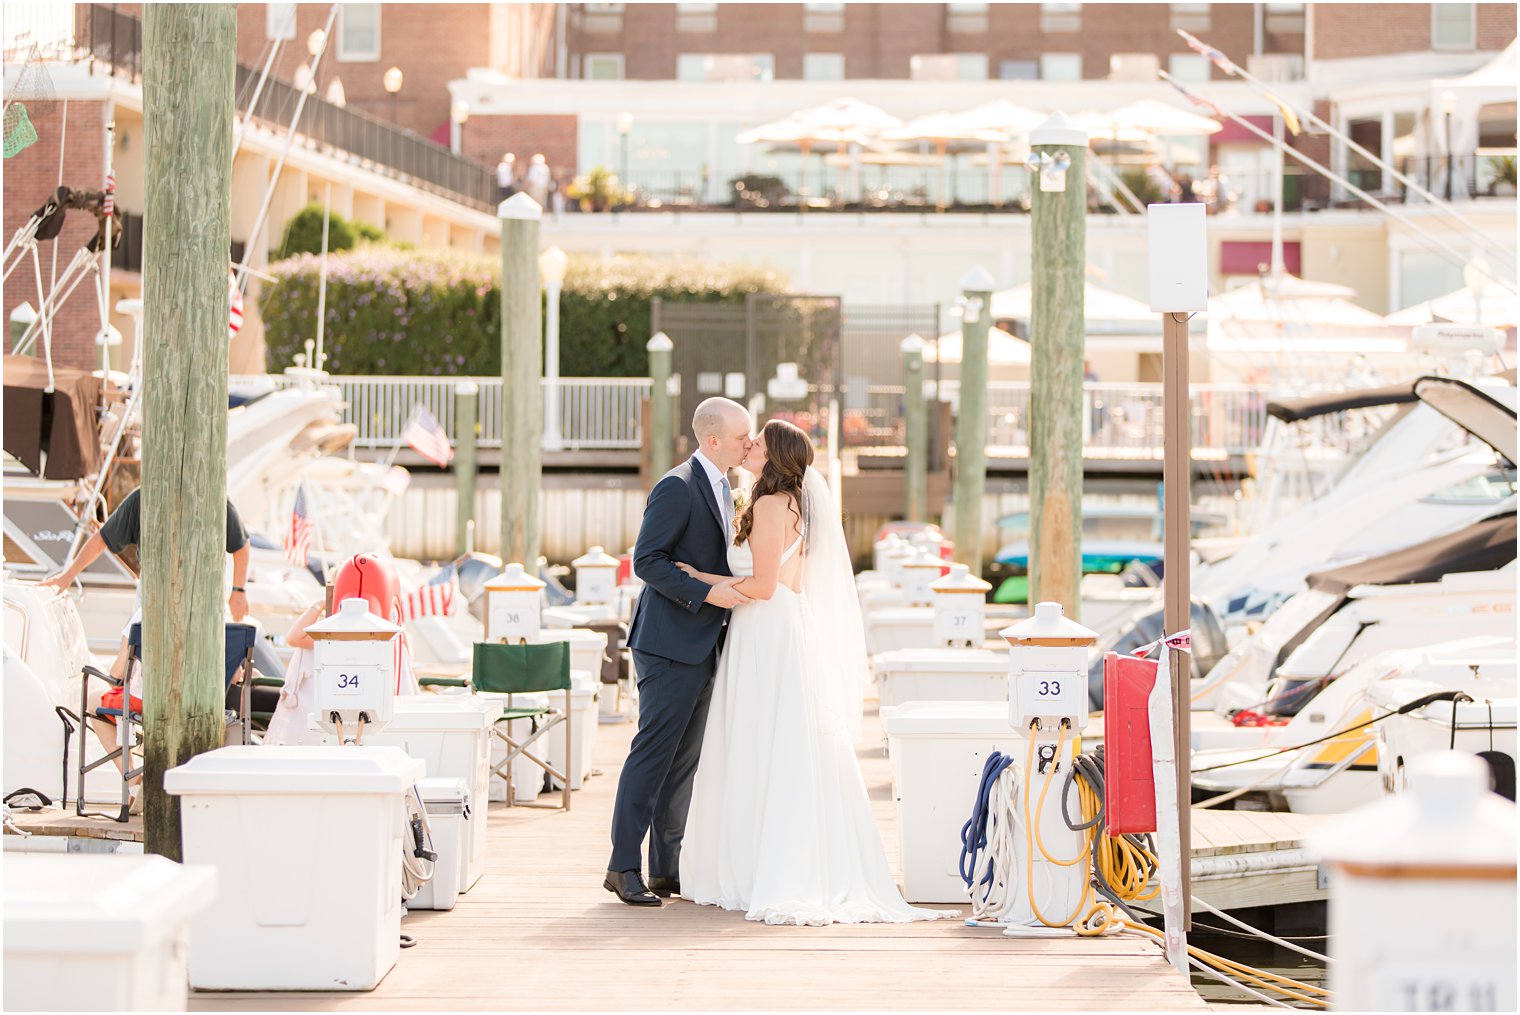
[{"x1": 41, "y1": 487, "x2": 252, "y2": 621}]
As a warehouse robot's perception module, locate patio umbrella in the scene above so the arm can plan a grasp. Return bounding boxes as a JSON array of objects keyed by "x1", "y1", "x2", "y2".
[
  {"x1": 925, "y1": 325, "x2": 1032, "y2": 365},
  {"x1": 736, "y1": 97, "x2": 900, "y2": 203},
  {"x1": 1105, "y1": 99, "x2": 1223, "y2": 138},
  {"x1": 955, "y1": 102, "x2": 1047, "y2": 205},
  {"x1": 1385, "y1": 283, "x2": 1520, "y2": 328},
  {"x1": 881, "y1": 111, "x2": 1006, "y2": 209},
  {"x1": 990, "y1": 280, "x2": 1161, "y2": 335}
]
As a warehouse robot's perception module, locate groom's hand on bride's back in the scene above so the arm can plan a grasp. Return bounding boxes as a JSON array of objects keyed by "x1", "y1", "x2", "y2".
[{"x1": 705, "y1": 578, "x2": 752, "y2": 609}]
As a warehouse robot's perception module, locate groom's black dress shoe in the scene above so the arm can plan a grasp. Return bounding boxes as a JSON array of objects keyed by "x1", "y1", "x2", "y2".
[
  {"x1": 647, "y1": 876, "x2": 680, "y2": 898},
  {"x1": 604, "y1": 869, "x2": 661, "y2": 906}
]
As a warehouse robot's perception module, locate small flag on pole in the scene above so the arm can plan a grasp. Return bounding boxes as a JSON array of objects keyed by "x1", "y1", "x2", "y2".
[
  {"x1": 1178, "y1": 29, "x2": 1239, "y2": 76},
  {"x1": 402, "y1": 405, "x2": 453, "y2": 468},
  {"x1": 285, "y1": 484, "x2": 314, "y2": 566},
  {"x1": 228, "y1": 269, "x2": 245, "y2": 341},
  {"x1": 102, "y1": 172, "x2": 115, "y2": 218},
  {"x1": 401, "y1": 576, "x2": 457, "y2": 621},
  {"x1": 1261, "y1": 89, "x2": 1303, "y2": 136},
  {"x1": 381, "y1": 465, "x2": 411, "y2": 497}
]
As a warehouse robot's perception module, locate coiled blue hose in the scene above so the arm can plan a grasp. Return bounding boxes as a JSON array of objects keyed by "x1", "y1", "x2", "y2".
[{"x1": 958, "y1": 750, "x2": 1017, "y2": 889}]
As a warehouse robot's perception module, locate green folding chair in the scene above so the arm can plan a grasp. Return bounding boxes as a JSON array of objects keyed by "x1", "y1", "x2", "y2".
[{"x1": 471, "y1": 640, "x2": 573, "y2": 811}]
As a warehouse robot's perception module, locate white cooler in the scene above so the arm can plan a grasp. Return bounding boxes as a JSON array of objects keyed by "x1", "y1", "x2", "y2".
[
  {"x1": 164, "y1": 746, "x2": 424, "y2": 991},
  {"x1": 872, "y1": 649, "x2": 1010, "y2": 708},
  {"x1": 407, "y1": 777, "x2": 469, "y2": 912},
  {"x1": 3, "y1": 854, "x2": 217, "y2": 1012},
  {"x1": 864, "y1": 606, "x2": 935, "y2": 655},
  {"x1": 530, "y1": 629, "x2": 609, "y2": 686},
  {"x1": 881, "y1": 701, "x2": 1018, "y2": 904},
  {"x1": 542, "y1": 604, "x2": 619, "y2": 629},
  {"x1": 545, "y1": 669, "x2": 600, "y2": 789},
  {"x1": 319, "y1": 694, "x2": 495, "y2": 894}
]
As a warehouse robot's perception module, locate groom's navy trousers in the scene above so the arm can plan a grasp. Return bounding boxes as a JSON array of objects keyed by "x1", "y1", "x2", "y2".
[{"x1": 609, "y1": 456, "x2": 733, "y2": 876}]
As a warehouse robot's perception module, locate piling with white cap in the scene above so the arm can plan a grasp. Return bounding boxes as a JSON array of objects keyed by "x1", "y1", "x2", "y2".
[
  {"x1": 572, "y1": 545, "x2": 620, "y2": 605},
  {"x1": 900, "y1": 548, "x2": 947, "y2": 607},
  {"x1": 1313, "y1": 752, "x2": 1517, "y2": 1012}
]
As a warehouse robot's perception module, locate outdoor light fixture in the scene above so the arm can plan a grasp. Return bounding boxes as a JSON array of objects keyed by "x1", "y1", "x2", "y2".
[
  {"x1": 451, "y1": 100, "x2": 471, "y2": 125},
  {"x1": 616, "y1": 112, "x2": 634, "y2": 137},
  {"x1": 1025, "y1": 150, "x2": 1073, "y2": 192},
  {"x1": 539, "y1": 245, "x2": 568, "y2": 287},
  {"x1": 383, "y1": 66, "x2": 404, "y2": 123}
]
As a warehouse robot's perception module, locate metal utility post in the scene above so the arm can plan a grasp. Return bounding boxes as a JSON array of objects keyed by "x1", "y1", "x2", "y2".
[
  {"x1": 951, "y1": 266, "x2": 995, "y2": 574},
  {"x1": 1147, "y1": 202, "x2": 1209, "y2": 952},
  {"x1": 901, "y1": 333, "x2": 927, "y2": 522},
  {"x1": 1027, "y1": 112, "x2": 1088, "y2": 617},
  {"x1": 647, "y1": 331, "x2": 674, "y2": 481},
  {"x1": 140, "y1": 3, "x2": 236, "y2": 861},
  {"x1": 499, "y1": 193, "x2": 543, "y2": 565},
  {"x1": 455, "y1": 380, "x2": 478, "y2": 556}
]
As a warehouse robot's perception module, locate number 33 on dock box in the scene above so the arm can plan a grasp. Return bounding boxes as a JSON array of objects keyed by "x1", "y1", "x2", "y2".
[{"x1": 1000, "y1": 602, "x2": 1096, "y2": 732}]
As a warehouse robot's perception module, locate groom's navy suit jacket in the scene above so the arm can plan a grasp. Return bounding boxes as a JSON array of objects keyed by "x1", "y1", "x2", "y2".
[{"x1": 626, "y1": 455, "x2": 734, "y2": 666}]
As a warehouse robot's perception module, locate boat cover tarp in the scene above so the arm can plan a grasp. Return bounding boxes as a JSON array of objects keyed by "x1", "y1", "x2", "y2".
[
  {"x1": 3, "y1": 354, "x2": 100, "y2": 480},
  {"x1": 1306, "y1": 511, "x2": 1517, "y2": 596},
  {"x1": 1265, "y1": 383, "x2": 1418, "y2": 423}
]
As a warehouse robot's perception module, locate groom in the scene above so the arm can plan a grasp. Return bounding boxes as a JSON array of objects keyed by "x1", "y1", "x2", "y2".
[{"x1": 605, "y1": 397, "x2": 754, "y2": 906}]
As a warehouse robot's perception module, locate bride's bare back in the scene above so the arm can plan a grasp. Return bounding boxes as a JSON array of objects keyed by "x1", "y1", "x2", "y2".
[{"x1": 743, "y1": 492, "x2": 804, "y2": 595}]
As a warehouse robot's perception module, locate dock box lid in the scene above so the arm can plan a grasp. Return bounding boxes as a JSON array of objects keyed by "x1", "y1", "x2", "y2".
[
  {"x1": 3, "y1": 854, "x2": 217, "y2": 953},
  {"x1": 164, "y1": 746, "x2": 424, "y2": 796},
  {"x1": 871, "y1": 648, "x2": 1008, "y2": 674},
  {"x1": 416, "y1": 776, "x2": 470, "y2": 805},
  {"x1": 881, "y1": 700, "x2": 1013, "y2": 736}
]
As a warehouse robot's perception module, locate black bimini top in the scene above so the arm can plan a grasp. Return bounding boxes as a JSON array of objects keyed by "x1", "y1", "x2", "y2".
[
  {"x1": 1307, "y1": 511, "x2": 1518, "y2": 596},
  {"x1": 1265, "y1": 383, "x2": 1418, "y2": 423}
]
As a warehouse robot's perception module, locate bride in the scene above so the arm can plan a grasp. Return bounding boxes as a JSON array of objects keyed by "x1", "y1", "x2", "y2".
[{"x1": 674, "y1": 418, "x2": 955, "y2": 926}]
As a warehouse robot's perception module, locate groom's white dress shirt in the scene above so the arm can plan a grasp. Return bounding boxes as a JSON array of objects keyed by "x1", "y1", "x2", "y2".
[{"x1": 694, "y1": 451, "x2": 733, "y2": 537}]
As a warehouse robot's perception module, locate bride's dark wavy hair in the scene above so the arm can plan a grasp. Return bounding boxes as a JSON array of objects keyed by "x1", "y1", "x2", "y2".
[{"x1": 735, "y1": 418, "x2": 813, "y2": 548}]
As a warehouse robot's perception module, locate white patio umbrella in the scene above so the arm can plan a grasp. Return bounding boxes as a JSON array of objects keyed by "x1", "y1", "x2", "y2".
[
  {"x1": 1104, "y1": 99, "x2": 1223, "y2": 138},
  {"x1": 925, "y1": 325, "x2": 1032, "y2": 365},
  {"x1": 989, "y1": 280, "x2": 1161, "y2": 334},
  {"x1": 881, "y1": 111, "x2": 1006, "y2": 209},
  {"x1": 736, "y1": 98, "x2": 900, "y2": 203},
  {"x1": 955, "y1": 101, "x2": 1047, "y2": 205},
  {"x1": 1385, "y1": 283, "x2": 1520, "y2": 328}
]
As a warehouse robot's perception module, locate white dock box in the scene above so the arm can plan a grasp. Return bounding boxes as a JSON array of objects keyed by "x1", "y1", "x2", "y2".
[
  {"x1": 407, "y1": 777, "x2": 469, "y2": 912},
  {"x1": 3, "y1": 853, "x2": 217, "y2": 1012},
  {"x1": 320, "y1": 694, "x2": 495, "y2": 894},
  {"x1": 164, "y1": 746, "x2": 424, "y2": 991},
  {"x1": 872, "y1": 648, "x2": 1009, "y2": 708},
  {"x1": 882, "y1": 701, "x2": 1017, "y2": 904},
  {"x1": 864, "y1": 606, "x2": 935, "y2": 655},
  {"x1": 539, "y1": 668, "x2": 600, "y2": 789},
  {"x1": 542, "y1": 603, "x2": 620, "y2": 629}
]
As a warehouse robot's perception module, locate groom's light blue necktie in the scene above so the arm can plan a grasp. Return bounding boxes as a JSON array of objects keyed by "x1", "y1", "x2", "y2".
[{"x1": 720, "y1": 475, "x2": 734, "y2": 534}]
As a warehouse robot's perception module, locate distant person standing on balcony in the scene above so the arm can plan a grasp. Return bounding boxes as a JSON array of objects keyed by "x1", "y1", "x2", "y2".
[
  {"x1": 496, "y1": 153, "x2": 518, "y2": 203},
  {"x1": 526, "y1": 153, "x2": 551, "y2": 208}
]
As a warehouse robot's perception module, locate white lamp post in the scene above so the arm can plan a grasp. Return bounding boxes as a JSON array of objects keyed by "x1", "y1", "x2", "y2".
[
  {"x1": 382, "y1": 66, "x2": 404, "y2": 125},
  {"x1": 539, "y1": 245, "x2": 568, "y2": 451}
]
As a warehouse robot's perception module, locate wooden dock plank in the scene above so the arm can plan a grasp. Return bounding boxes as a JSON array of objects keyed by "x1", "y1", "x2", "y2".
[{"x1": 189, "y1": 703, "x2": 1207, "y2": 1012}]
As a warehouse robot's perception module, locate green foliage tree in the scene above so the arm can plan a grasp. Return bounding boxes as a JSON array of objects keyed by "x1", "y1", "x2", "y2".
[
  {"x1": 276, "y1": 203, "x2": 390, "y2": 260},
  {"x1": 259, "y1": 247, "x2": 785, "y2": 376}
]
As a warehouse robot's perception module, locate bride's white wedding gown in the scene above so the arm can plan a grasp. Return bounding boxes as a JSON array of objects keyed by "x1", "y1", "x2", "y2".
[{"x1": 679, "y1": 533, "x2": 954, "y2": 926}]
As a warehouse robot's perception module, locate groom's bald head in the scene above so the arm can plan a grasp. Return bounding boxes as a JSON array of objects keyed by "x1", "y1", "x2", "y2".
[{"x1": 693, "y1": 397, "x2": 752, "y2": 471}]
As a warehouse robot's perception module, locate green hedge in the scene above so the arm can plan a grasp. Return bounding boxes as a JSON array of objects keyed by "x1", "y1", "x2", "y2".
[
  {"x1": 260, "y1": 248, "x2": 784, "y2": 377},
  {"x1": 275, "y1": 203, "x2": 392, "y2": 260}
]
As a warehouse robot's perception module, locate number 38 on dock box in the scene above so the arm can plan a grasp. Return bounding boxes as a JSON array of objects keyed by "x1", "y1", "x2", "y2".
[{"x1": 1000, "y1": 602, "x2": 1097, "y2": 732}]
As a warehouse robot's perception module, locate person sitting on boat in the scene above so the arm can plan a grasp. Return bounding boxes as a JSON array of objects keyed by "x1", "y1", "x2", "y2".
[{"x1": 38, "y1": 486, "x2": 252, "y2": 623}]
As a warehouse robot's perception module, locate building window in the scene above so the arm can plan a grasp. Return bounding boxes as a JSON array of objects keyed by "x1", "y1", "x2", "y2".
[
  {"x1": 1263, "y1": 2, "x2": 1304, "y2": 33},
  {"x1": 1040, "y1": 3, "x2": 1082, "y2": 32},
  {"x1": 678, "y1": 53, "x2": 773, "y2": 82},
  {"x1": 1432, "y1": 3, "x2": 1475, "y2": 50},
  {"x1": 909, "y1": 53, "x2": 988, "y2": 81},
  {"x1": 1168, "y1": 53, "x2": 1210, "y2": 82},
  {"x1": 676, "y1": 3, "x2": 717, "y2": 33},
  {"x1": 804, "y1": 53, "x2": 845, "y2": 81},
  {"x1": 584, "y1": 53, "x2": 625, "y2": 80},
  {"x1": 337, "y1": 3, "x2": 380, "y2": 62},
  {"x1": 1040, "y1": 52, "x2": 1082, "y2": 81},
  {"x1": 999, "y1": 59, "x2": 1039, "y2": 80},
  {"x1": 804, "y1": 3, "x2": 845, "y2": 33},
  {"x1": 266, "y1": 3, "x2": 296, "y2": 40},
  {"x1": 947, "y1": 3, "x2": 989, "y2": 34},
  {"x1": 1168, "y1": 3, "x2": 1210, "y2": 31},
  {"x1": 582, "y1": 3, "x2": 625, "y2": 34}
]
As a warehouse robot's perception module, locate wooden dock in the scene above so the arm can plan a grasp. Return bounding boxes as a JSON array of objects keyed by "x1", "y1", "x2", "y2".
[{"x1": 187, "y1": 704, "x2": 1208, "y2": 1012}]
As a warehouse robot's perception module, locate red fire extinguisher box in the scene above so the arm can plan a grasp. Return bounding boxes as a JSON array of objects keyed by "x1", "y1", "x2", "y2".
[{"x1": 1103, "y1": 651, "x2": 1159, "y2": 836}]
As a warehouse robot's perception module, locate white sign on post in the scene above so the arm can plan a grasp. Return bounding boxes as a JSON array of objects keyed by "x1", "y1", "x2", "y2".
[{"x1": 1146, "y1": 203, "x2": 1209, "y2": 312}]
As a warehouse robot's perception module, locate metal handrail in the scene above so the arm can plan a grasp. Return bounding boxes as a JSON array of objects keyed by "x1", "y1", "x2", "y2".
[{"x1": 81, "y1": 5, "x2": 493, "y2": 210}]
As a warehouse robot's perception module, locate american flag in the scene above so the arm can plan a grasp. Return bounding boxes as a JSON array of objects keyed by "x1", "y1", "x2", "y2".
[
  {"x1": 228, "y1": 269, "x2": 245, "y2": 341},
  {"x1": 284, "y1": 484, "x2": 313, "y2": 566},
  {"x1": 1177, "y1": 29, "x2": 1238, "y2": 76},
  {"x1": 381, "y1": 465, "x2": 410, "y2": 496},
  {"x1": 400, "y1": 575, "x2": 456, "y2": 621},
  {"x1": 102, "y1": 172, "x2": 115, "y2": 218},
  {"x1": 402, "y1": 405, "x2": 453, "y2": 468}
]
